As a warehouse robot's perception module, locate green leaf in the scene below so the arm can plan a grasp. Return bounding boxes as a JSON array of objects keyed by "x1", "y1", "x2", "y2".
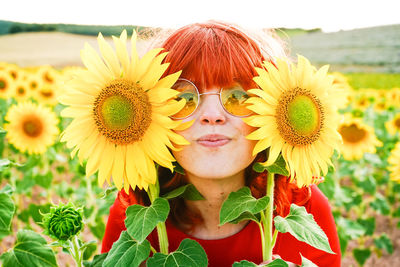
[
  {"x1": 300, "y1": 255, "x2": 318, "y2": 267},
  {"x1": 82, "y1": 241, "x2": 98, "y2": 260},
  {"x1": 265, "y1": 154, "x2": 289, "y2": 176},
  {"x1": 274, "y1": 204, "x2": 333, "y2": 254},
  {"x1": 0, "y1": 192, "x2": 15, "y2": 233},
  {"x1": 336, "y1": 217, "x2": 365, "y2": 239},
  {"x1": 230, "y1": 212, "x2": 262, "y2": 224},
  {"x1": 233, "y1": 259, "x2": 289, "y2": 267},
  {"x1": 0, "y1": 229, "x2": 57, "y2": 267},
  {"x1": 29, "y1": 203, "x2": 51, "y2": 225},
  {"x1": 88, "y1": 215, "x2": 106, "y2": 240},
  {"x1": 353, "y1": 248, "x2": 371, "y2": 266},
  {"x1": 85, "y1": 253, "x2": 108, "y2": 267},
  {"x1": 233, "y1": 260, "x2": 258, "y2": 266},
  {"x1": 125, "y1": 197, "x2": 169, "y2": 242},
  {"x1": 252, "y1": 154, "x2": 289, "y2": 176},
  {"x1": 173, "y1": 161, "x2": 185, "y2": 175},
  {"x1": 147, "y1": 238, "x2": 208, "y2": 267},
  {"x1": 370, "y1": 193, "x2": 390, "y2": 215},
  {"x1": 162, "y1": 184, "x2": 204, "y2": 200},
  {"x1": 0, "y1": 159, "x2": 11, "y2": 172},
  {"x1": 103, "y1": 231, "x2": 150, "y2": 267},
  {"x1": 356, "y1": 217, "x2": 375, "y2": 236},
  {"x1": 374, "y1": 234, "x2": 393, "y2": 254},
  {"x1": 219, "y1": 187, "x2": 269, "y2": 225},
  {"x1": 34, "y1": 172, "x2": 53, "y2": 189},
  {"x1": 0, "y1": 184, "x2": 13, "y2": 195}
]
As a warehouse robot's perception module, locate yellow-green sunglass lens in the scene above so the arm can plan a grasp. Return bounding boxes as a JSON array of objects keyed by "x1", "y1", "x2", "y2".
[
  {"x1": 221, "y1": 88, "x2": 252, "y2": 116},
  {"x1": 172, "y1": 80, "x2": 199, "y2": 119},
  {"x1": 174, "y1": 91, "x2": 198, "y2": 118}
]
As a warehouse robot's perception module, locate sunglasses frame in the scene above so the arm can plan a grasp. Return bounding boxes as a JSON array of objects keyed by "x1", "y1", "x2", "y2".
[{"x1": 171, "y1": 78, "x2": 253, "y2": 120}]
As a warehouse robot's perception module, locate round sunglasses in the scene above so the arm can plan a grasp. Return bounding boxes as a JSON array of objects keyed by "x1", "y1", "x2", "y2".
[{"x1": 171, "y1": 78, "x2": 253, "y2": 119}]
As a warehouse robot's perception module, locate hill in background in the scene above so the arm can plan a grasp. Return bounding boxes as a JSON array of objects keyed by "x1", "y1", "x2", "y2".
[
  {"x1": 0, "y1": 20, "x2": 399, "y2": 73},
  {"x1": 287, "y1": 24, "x2": 400, "y2": 72}
]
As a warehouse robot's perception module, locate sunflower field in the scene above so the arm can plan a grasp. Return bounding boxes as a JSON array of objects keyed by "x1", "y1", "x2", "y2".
[{"x1": 1, "y1": 58, "x2": 400, "y2": 267}]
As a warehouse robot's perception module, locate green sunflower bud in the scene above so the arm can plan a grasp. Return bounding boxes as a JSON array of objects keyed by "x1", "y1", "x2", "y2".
[{"x1": 42, "y1": 202, "x2": 84, "y2": 241}]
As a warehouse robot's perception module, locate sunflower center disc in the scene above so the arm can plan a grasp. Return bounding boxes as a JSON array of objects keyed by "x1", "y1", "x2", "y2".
[
  {"x1": 276, "y1": 88, "x2": 324, "y2": 146},
  {"x1": 23, "y1": 116, "x2": 43, "y2": 137},
  {"x1": 339, "y1": 123, "x2": 367, "y2": 143},
  {"x1": 93, "y1": 79, "x2": 152, "y2": 145},
  {"x1": 0, "y1": 79, "x2": 6, "y2": 90},
  {"x1": 394, "y1": 118, "x2": 400, "y2": 129}
]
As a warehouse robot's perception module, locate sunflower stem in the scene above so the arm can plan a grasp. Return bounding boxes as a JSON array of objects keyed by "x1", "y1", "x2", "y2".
[
  {"x1": 148, "y1": 179, "x2": 169, "y2": 254},
  {"x1": 263, "y1": 171, "x2": 275, "y2": 261}
]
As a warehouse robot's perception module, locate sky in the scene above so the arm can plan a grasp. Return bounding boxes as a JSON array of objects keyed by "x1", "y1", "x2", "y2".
[{"x1": 2, "y1": 0, "x2": 400, "y2": 32}]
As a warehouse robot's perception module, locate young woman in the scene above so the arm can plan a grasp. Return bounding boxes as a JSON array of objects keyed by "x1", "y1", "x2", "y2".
[{"x1": 101, "y1": 21, "x2": 341, "y2": 267}]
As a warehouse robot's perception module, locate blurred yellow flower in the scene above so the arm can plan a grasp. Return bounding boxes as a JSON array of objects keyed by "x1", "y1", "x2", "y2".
[
  {"x1": 59, "y1": 30, "x2": 190, "y2": 192},
  {"x1": 385, "y1": 113, "x2": 400, "y2": 136},
  {"x1": 338, "y1": 115, "x2": 382, "y2": 160},
  {"x1": 4, "y1": 102, "x2": 59, "y2": 154},
  {"x1": 0, "y1": 71, "x2": 14, "y2": 99},
  {"x1": 12, "y1": 79, "x2": 31, "y2": 102},
  {"x1": 388, "y1": 142, "x2": 400, "y2": 183},
  {"x1": 244, "y1": 55, "x2": 341, "y2": 187}
]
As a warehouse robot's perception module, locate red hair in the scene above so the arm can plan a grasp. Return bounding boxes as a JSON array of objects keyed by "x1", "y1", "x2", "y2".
[{"x1": 118, "y1": 21, "x2": 309, "y2": 230}]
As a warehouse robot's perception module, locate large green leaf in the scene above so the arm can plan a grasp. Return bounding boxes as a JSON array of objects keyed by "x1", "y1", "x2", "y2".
[
  {"x1": 0, "y1": 230, "x2": 57, "y2": 267},
  {"x1": 274, "y1": 204, "x2": 333, "y2": 254},
  {"x1": 103, "y1": 231, "x2": 150, "y2": 267},
  {"x1": 219, "y1": 187, "x2": 269, "y2": 225},
  {"x1": 125, "y1": 197, "x2": 169, "y2": 242},
  {"x1": 147, "y1": 238, "x2": 208, "y2": 267},
  {"x1": 0, "y1": 192, "x2": 15, "y2": 233},
  {"x1": 162, "y1": 184, "x2": 204, "y2": 200}
]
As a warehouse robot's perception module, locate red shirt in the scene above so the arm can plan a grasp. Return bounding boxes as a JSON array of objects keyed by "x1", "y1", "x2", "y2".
[{"x1": 101, "y1": 185, "x2": 341, "y2": 267}]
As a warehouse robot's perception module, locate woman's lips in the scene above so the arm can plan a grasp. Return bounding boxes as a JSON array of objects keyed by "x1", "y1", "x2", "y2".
[{"x1": 196, "y1": 134, "x2": 231, "y2": 147}]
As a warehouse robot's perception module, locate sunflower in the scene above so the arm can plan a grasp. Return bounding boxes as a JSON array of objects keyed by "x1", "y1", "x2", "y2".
[
  {"x1": 0, "y1": 71, "x2": 14, "y2": 99},
  {"x1": 338, "y1": 115, "x2": 382, "y2": 160},
  {"x1": 25, "y1": 73, "x2": 43, "y2": 93},
  {"x1": 35, "y1": 85, "x2": 59, "y2": 106},
  {"x1": 4, "y1": 102, "x2": 59, "y2": 154},
  {"x1": 388, "y1": 142, "x2": 400, "y2": 183},
  {"x1": 329, "y1": 72, "x2": 351, "y2": 109},
  {"x1": 386, "y1": 88, "x2": 400, "y2": 108},
  {"x1": 243, "y1": 55, "x2": 342, "y2": 187},
  {"x1": 59, "y1": 30, "x2": 190, "y2": 192},
  {"x1": 12, "y1": 79, "x2": 31, "y2": 102},
  {"x1": 36, "y1": 65, "x2": 60, "y2": 85},
  {"x1": 385, "y1": 113, "x2": 400, "y2": 136}
]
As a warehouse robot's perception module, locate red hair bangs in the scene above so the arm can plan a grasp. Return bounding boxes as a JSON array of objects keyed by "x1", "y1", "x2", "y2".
[{"x1": 161, "y1": 21, "x2": 265, "y2": 91}]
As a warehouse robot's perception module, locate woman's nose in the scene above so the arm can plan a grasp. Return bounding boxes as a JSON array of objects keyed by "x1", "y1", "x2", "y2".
[{"x1": 198, "y1": 94, "x2": 227, "y2": 125}]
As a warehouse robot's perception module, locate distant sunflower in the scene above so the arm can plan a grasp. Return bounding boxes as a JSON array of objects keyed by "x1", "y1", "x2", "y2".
[
  {"x1": 388, "y1": 142, "x2": 400, "y2": 183},
  {"x1": 0, "y1": 71, "x2": 14, "y2": 99},
  {"x1": 25, "y1": 73, "x2": 43, "y2": 92},
  {"x1": 59, "y1": 30, "x2": 190, "y2": 192},
  {"x1": 244, "y1": 55, "x2": 342, "y2": 187},
  {"x1": 37, "y1": 65, "x2": 60, "y2": 85},
  {"x1": 386, "y1": 88, "x2": 400, "y2": 108},
  {"x1": 35, "y1": 85, "x2": 59, "y2": 106},
  {"x1": 329, "y1": 72, "x2": 351, "y2": 109},
  {"x1": 385, "y1": 113, "x2": 400, "y2": 136},
  {"x1": 338, "y1": 115, "x2": 382, "y2": 160},
  {"x1": 12, "y1": 80, "x2": 31, "y2": 102},
  {"x1": 4, "y1": 102, "x2": 59, "y2": 154}
]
